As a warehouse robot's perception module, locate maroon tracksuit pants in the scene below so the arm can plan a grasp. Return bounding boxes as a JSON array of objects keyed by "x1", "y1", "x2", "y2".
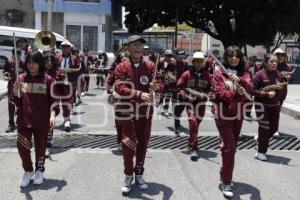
[
  {"x1": 96, "y1": 76, "x2": 105, "y2": 87},
  {"x1": 7, "y1": 88, "x2": 15, "y2": 126},
  {"x1": 80, "y1": 76, "x2": 90, "y2": 92},
  {"x1": 215, "y1": 118, "x2": 243, "y2": 185},
  {"x1": 187, "y1": 105, "x2": 206, "y2": 150},
  {"x1": 17, "y1": 126, "x2": 49, "y2": 172},
  {"x1": 120, "y1": 117, "x2": 152, "y2": 175},
  {"x1": 255, "y1": 104, "x2": 280, "y2": 154},
  {"x1": 115, "y1": 111, "x2": 122, "y2": 144},
  {"x1": 174, "y1": 100, "x2": 186, "y2": 129}
]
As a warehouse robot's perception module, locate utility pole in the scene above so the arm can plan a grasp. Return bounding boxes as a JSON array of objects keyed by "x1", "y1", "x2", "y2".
[
  {"x1": 47, "y1": 0, "x2": 53, "y2": 31},
  {"x1": 174, "y1": 5, "x2": 179, "y2": 50}
]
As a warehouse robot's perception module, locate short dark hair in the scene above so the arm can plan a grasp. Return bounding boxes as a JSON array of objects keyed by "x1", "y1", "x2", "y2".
[
  {"x1": 261, "y1": 53, "x2": 277, "y2": 69},
  {"x1": 25, "y1": 51, "x2": 45, "y2": 73}
]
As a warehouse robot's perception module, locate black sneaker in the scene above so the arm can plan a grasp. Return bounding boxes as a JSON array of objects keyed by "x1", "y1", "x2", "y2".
[
  {"x1": 222, "y1": 184, "x2": 234, "y2": 199},
  {"x1": 5, "y1": 125, "x2": 15, "y2": 133},
  {"x1": 190, "y1": 150, "x2": 198, "y2": 161}
]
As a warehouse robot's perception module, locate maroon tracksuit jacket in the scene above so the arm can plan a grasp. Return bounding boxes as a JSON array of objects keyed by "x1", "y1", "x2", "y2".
[
  {"x1": 211, "y1": 68, "x2": 252, "y2": 185},
  {"x1": 252, "y1": 68, "x2": 285, "y2": 154},
  {"x1": 14, "y1": 72, "x2": 59, "y2": 172},
  {"x1": 107, "y1": 60, "x2": 123, "y2": 144},
  {"x1": 277, "y1": 63, "x2": 293, "y2": 103},
  {"x1": 177, "y1": 67, "x2": 211, "y2": 150},
  {"x1": 114, "y1": 58, "x2": 163, "y2": 175}
]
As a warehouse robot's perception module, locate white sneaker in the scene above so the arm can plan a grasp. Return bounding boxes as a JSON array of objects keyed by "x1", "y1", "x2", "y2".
[
  {"x1": 190, "y1": 150, "x2": 198, "y2": 161},
  {"x1": 117, "y1": 143, "x2": 123, "y2": 152},
  {"x1": 222, "y1": 184, "x2": 234, "y2": 198},
  {"x1": 135, "y1": 175, "x2": 148, "y2": 190},
  {"x1": 81, "y1": 92, "x2": 86, "y2": 97},
  {"x1": 45, "y1": 148, "x2": 50, "y2": 157},
  {"x1": 255, "y1": 152, "x2": 267, "y2": 161},
  {"x1": 164, "y1": 111, "x2": 170, "y2": 116},
  {"x1": 121, "y1": 175, "x2": 133, "y2": 194},
  {"x1": 64, "y1": 120, "x2": 71, "y2": 132},
  {"x1": 273, "y1": 131, "x2": 280, "y2": 137},
  {"x1": 33, "y1": 171, "x2": 44, "y2": 185},
  {"x1": 20, "y1": 171, "x2": 34, "y2": 188}
]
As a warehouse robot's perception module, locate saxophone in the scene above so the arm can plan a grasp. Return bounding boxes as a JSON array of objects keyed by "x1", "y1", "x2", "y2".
[
  {"x1": 185, "y1": 88, "x2": 208, "y2": 102},
  {"x1": 165, "y1": 71, "x2": 177, "y2": 83},
  {"x1": 107, "y1": 91, "x2": 120, "y2": 105},
  {"x1": 261, "y1": 82, "x2": 288, "y2": 92}
]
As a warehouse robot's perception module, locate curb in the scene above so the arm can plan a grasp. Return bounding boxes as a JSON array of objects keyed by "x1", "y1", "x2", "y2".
[
  {"x1": 281, "y1": 103, "x2": 300, "y2": 120},
  {"x1": 0, "y1": 91, "x2": 7, "y2": 101}
]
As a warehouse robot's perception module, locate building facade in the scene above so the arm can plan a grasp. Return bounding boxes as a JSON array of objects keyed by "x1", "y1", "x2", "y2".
[
  {"x1": 34, "y1": 0, "x2": 122, "y2": 52},
  {"x1": 0, "y1": 0, "x2": 35, "y2": 28}
]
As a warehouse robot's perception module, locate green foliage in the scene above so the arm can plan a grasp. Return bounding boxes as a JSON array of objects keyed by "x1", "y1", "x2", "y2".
[{"x1": 120, "y1": 0, "x2": 300, "y2": 48}]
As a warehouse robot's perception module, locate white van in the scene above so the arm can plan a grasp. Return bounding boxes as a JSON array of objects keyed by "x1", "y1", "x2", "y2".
[{"x1": 0, "y1": 26, "x2": 70, "y2": 68}]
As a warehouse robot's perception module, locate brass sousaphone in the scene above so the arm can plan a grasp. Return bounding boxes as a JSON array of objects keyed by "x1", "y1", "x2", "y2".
[{"x1": 34, "y1": 31, "x2": 56, "y2": 52}]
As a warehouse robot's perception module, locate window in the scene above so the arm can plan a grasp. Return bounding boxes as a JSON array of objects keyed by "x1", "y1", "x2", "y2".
[
  {"x1": 0, "y1": 35, "x2": 14, "y2": 47},
  {"x1": 66, "y1": 25, "x2": 81, "y2": 49},
  {"x1": 0, "y1": 35, "x2": 34, "y2": 48},
  {"x1": 64, "y1": 0, "x2": 99, "y2": 3},
  {"x1": 66, "y1": 25, "x2": 98, "y2": 51},
  {"x1": 83, "y1": 26, "x2": 98, "y2": 51}
]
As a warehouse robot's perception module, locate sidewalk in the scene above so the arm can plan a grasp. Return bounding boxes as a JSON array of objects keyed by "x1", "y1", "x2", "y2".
[
  {"x1": 282, "y1": 85, "x2": 300, "y2": 119},
  {"x1": 0, "y1": 80, "x2": 7, "y2": 100}
]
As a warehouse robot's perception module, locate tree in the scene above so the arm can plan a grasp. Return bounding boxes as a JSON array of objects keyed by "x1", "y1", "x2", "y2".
[{"x1": 120, "y1": 0, "x2": 300, "y2": 49}]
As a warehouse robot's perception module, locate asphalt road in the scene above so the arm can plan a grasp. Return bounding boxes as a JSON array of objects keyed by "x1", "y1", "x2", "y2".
[{"x1": 0, "y1": 77, "x2": 299, "y2": 200}]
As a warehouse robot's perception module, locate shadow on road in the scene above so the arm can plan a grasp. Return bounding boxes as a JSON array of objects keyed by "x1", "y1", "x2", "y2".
[
  {"x1": 125, "y1": 182, "x2": 173, "y2": 200},
  {"x1": 55, "y1": 123, "x2": 85, "y2": 132},
  {"x1": 20, "y1": 179, "x2": 67, "y2": 200},
  {"x1": 266, "y1": 154, "x2": 292, "y2": 166},
  {"x1": 181, "y1": 149, "x2": 219, "y2": 164},
  {"x1": 218, "y1": 182, "x2": 261, "y2": 200}
]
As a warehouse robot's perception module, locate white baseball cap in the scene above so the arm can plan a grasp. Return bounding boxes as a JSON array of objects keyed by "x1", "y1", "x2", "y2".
[
  {"x1": 274, "y1": 48, "x2": 285, "y2": 54},
  {"x1": 192, "y1": 52, "x2": 205, "y2": 60},
  {"x1": 61, "y1": 40, "x2": 72, "y2": 47},
  {"x1": 164, "y1": 49, "x2": 173, "y2": 55}
]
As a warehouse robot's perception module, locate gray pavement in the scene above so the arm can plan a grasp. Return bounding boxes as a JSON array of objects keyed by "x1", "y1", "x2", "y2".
[
  {"x1": 0, "y1": 75, "x2": 299, "y2": 200},
  {"x1": 0, "y1": 149, "x2": 299, "y2": 200}
]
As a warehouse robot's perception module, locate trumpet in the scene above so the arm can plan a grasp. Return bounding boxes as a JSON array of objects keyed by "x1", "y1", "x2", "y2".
[{"x1": 3, "y1": 72, "x2": 11, "y2": 81}]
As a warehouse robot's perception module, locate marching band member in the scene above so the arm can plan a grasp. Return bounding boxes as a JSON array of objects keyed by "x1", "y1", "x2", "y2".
[
  {"x1": 211, "y1": 46, "x2": 252, "y2": 198},
  {"x1": 55, "y1": 40, "x2": 81, "y2": 132},
  {"x1": 14, "y1": 51, "x2": 58, "y2": 187},
  {"x1": 245, "y1": 56, "x2": 261, "y2": 119},
  {"x1": 3, "y1": 49, "x2": 25, "y2": 133},
  {"x1": 114, "y1": 35, "x2": 163, "y2": 194},
  {"x1": 80, "y1": 48, "x2": 94, "y2": 97},
  {"x1": 273, "y1": 48, "x2": 294, "y2": 136},
  {"x1": 17, "y1": 38, "x2": 30, "y2": 63},
  {"x1": 252, "y1": 53, "x2": 286, "y2": 161},
  {"x1": 157, "y1": 49, "x2": 177, "y2": 116},
  {"x1": 95, "y1": 50, "x2": 108, "y2": 89},
  {"x1": 107, "y1": 53, "x2": 125, "y2": 152},
  {"x1": 44, "y1": 53, "x2": 62, "y2": 157},
  {"x1": 177, "y1": 52, "x2": 211, "y2": 159},
  {"x1": 174, "y1": 49, "x2": 189, "y2": 135}
]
